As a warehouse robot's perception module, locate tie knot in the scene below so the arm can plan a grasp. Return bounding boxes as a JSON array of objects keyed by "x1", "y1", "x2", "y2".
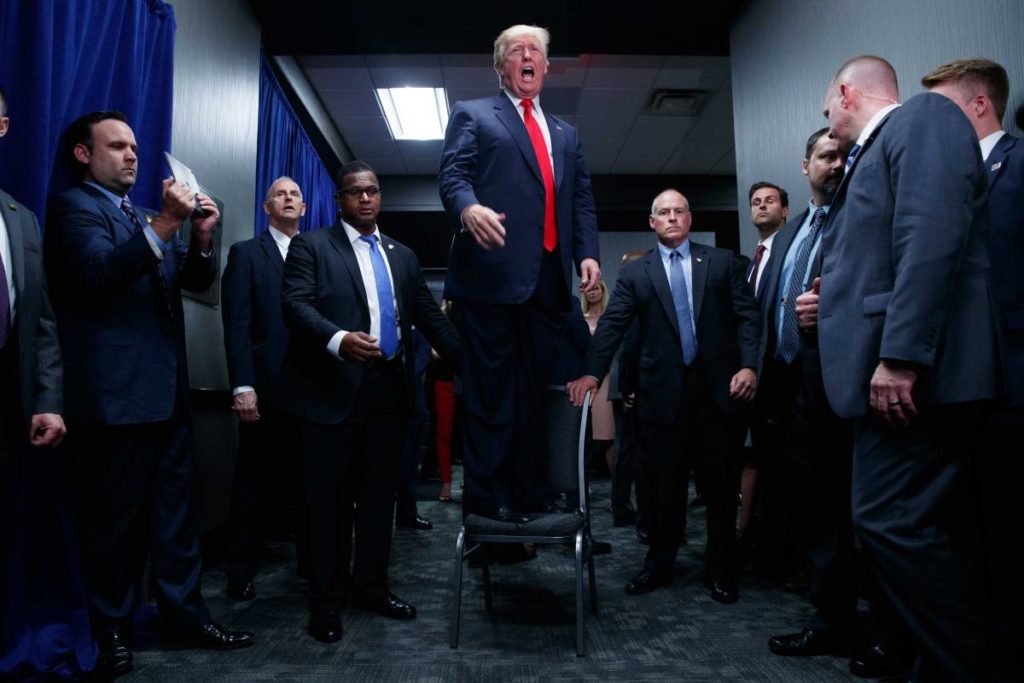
[
  {"x1": 359, "y1": 234, "x2": 378, "y2": 249},
  {"x1": 671, "y1": 249, "x2": 683, "y2": 261},
  {"x1": 120, "y1": 197, "x2": 133, "y2": 213},
  {"x1": 521, "y1": 98, "x2": 533, "y2": 111}
]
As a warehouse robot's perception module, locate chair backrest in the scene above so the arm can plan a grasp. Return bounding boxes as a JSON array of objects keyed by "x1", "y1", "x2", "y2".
[{"x1": 544, "y1": 386, "x2": 590, "y2": 503}]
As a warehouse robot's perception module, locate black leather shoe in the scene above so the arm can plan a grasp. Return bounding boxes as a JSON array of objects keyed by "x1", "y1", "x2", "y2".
[
  {"x1": 226, "y1": 580, "x2": 257, "y2": 601},
  {"x1": 636, "y1": 527, "x2": 650, "y2": 545},
  {"x1": 768, "y1": 627, "x2": 849, "y2": 656},
  {"x1": 189, "y1": 621, "x2": 254, "y2": 650},
  {"x1": 706, "y1": 575, "x2": 739, "y2": 604},
  {"x1": 395, "y1": 515, "x2": 433, "y2": 530},
  {"x1": 494, "y1": 506, "x2": 529, "y2": 525},
  {"x1": 849, "y1": 643, "x2": 913, "y2": 679},
  {"x1": 624, "y1": 570, "x2": 671, "y2": 595},
  {"x1": 308, "y1": 608, "x2": 342, "y2": 643},
  {"x1": 95, "y1": 628, "x2": 133, "y2": 677},
  {"x1": 351, "y1": 592, "x2": 417, "y2": 620},
  {"x1": 591, "y1": 539, "x2": 612, "y2": 555}
]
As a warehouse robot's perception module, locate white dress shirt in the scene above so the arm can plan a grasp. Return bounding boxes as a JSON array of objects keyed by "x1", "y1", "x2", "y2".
[
  {"x1": 980, "y1": 129, "x2": 1006, "y2": 162},
  {"x1": 326, "y1": 221, "x2": 401, "y2": 359},
  {"x1": 0, "y1": 208, "x2": 14, "y2": 320},
  {"x1": 503, "y1": 89, "x2": 554, "y2": 168}
]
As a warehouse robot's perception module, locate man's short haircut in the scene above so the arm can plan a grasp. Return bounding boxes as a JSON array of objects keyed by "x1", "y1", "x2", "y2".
[
  {"x1": 493, "y1": 24, "x2": 550, "y2": 70},
  {"x1": 804, "y1": 127, "x2": 832, "y2": 160},
  {"x1": 0, "y1": 85, "x2": 8, "y2": 118},
  {"x1": 921, "y1": 58, "x2": 1010, "y2": 121},
  {"x1": 832, "y1": 55, "x2": 899, "y2": 97},
  {"x1": 748, "y1": 181, "x2": 788, "y2": 208},
  {"x1": 64, "y1": 111, "x2": 129, "y2": 175},
  {"x1": 265, "y1": 175, "x2": 301, "y2": 201},
  {"x1": 334, "y1": 160, "x2": 377, "y2": 188},
  {"x1": 651, "y1": 189, "x2": 687, "y2": 215}
]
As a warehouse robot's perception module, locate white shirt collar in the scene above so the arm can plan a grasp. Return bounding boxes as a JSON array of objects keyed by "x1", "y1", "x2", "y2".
[
  {"x1": 267, "y1": 224, "x2": 294, "y2": 249},
  {"x1": 503, "y1": 89, "x2": 544, "y2": 115},
  {"x1": 979, "y1": 129, "x2": 1006, "y2": 162},
  {"x1": 759, "y1": 230, "x2": 779, "y2": 249},
  {"x1": 342, "y1": 220, "x2": 381, "y2": 245},
  {"x1": 856, "y1": 103, "x2": 900, "y2": 149}
]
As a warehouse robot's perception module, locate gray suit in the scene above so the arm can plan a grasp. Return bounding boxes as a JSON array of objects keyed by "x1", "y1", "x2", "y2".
[{"x1": 818, "y1": 93, "x2": 1001, "y2": 680}]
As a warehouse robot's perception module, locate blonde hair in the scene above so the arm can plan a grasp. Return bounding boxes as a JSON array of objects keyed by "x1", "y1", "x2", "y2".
[
  {"x1": 581, "y1": 280, "x2": 609, "y2": 316},
  {"x1": 493, "y1": 24, "x2": 550, "y2": 71}
]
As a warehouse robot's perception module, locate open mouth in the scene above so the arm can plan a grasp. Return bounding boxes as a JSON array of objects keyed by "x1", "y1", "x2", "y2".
[{"x1": 521, "y1": 66, "x2": 535, "y2": 81}]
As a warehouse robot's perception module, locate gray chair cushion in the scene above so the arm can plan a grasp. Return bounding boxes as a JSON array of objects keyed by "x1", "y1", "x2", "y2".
[{"x1": 465, "y1": 512, "x2": 584, "y2": 537}]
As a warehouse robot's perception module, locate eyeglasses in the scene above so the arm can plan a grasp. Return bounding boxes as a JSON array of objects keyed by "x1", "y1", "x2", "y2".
[{"x1": 339, "y1": 186, "x2": 381, "y2": 198}]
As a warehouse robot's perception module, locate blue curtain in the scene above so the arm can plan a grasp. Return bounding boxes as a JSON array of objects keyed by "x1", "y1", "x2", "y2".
[
  {"x1": 0, "y1": 0, "x2": 176, "y2": 224},
  {"x1": 0, "y1": 1, "x2": 176, "y2": 678},
  {"x1": 255, "y1": 52, "x2": 336, "y2": 235}
]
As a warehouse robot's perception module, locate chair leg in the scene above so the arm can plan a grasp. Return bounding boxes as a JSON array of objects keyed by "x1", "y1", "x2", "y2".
[
  {"x1": 587, "y1": 545, "x2": 599, "y2": 615},
  {"x1": 575, "y1": 529, "x2": 585, "y2": 656},
  {"x1": 480, "y1": 544, "x2": 494, "y2": 612},
  {"x1": 450, "y1": 528, "x2": 466, "y2": 648}
]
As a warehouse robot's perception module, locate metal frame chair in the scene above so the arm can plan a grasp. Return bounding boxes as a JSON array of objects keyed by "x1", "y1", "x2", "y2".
[{"x1": 449, "y1": 387, "x2": 597, "y2": 656}]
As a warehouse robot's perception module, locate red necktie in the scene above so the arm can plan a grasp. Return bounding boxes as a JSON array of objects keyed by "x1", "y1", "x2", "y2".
[
  {"x1": 521, "y1": 99, "x2": 557, "y2": 252},
  {"x1": 748, "y1": 243, "x2": 766, "y2": 294}
]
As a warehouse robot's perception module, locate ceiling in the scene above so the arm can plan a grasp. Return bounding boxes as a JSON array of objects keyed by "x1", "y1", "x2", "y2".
[{"x1": 299, "y1": 53, "x2": 735, "y2": 176}]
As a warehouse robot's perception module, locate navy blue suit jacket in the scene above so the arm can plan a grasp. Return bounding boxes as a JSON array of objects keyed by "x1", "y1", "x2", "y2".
[
  {"x1": 583, "y1": 242, "x2": 761, "y2": 425},
  {"x1": 986, "y1": 133, "x2": 1024, "y2": 406},
  {"x1": 45, "y1": 184, "x2": 217, "y2": 426},
  {"x1": 1, "y1": 189, "x2": 62, "y2": 425},
  {"x1": 439, "y1": 93, "x2": 600, "y2": 305},
  {"x1": 278, "y1": 223, "x2": 461, "y2": 425},
  {"x1": 221, "y1": 229, "x2": 289, "y2": 407},
  {"x1": 818, "y1": 93, "x2": 1002, "y2": 418}
]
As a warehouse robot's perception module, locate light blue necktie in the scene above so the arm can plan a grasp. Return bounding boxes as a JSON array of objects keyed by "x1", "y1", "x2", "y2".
[
  {"x1": 776, "y1": 207, "x2": 826, "y2": 363},
  {"x1": 669, "y1": 250, "x2": 698, "y2": 366},
  {"x1": 844, "y1": 143, "x2": 861, "y2": 175},
  {"x1": 359, "y1": 235, "x2": 398, "y2": 358}
]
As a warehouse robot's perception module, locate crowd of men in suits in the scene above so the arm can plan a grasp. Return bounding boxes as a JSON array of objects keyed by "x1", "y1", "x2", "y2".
[{"x1": 1, "y1": 19, "x2": 1020, "y2": 682}]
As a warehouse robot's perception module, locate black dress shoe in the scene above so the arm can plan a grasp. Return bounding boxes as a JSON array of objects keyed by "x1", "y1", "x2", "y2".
[
  {"x1": 591, "y1": 539, "x2": 612, "y2": 555},
  {"x1": 636, "y1": 527, "x2": 650, "y2": 545},
  {"x1": 849, "y1": 643, "x2": 913, "y2": 679},
  {"x1": 395, "y1": 515, "x2": 433, "y2": 530},
  {"x1": 351, "y1": 592, "x2": 417, "y2": 620},
  {"x1": 706, "y1": 575, "x2": 739, "y2": 604},
  {"x1": 624, "y1": 570, "x2": 671, "y2": 595},
  {"x1": 226, "y1": 580, "x2": 257, "y2": 601},
  {"x1": 189, "y1": 621, "x2": 254, "y2": 650},
  {"x1": 308, "y1": 608, "x2": 342, "y2": 643},
  {"x1": 494, "y1": 506, "x2": 529, "y2": 524},
  {"x1": 95, "y1": 628, "x2": 133, "y2": 677},
  {"x1": 768, "y1": 627, "x2": 849, "y2": 656}
]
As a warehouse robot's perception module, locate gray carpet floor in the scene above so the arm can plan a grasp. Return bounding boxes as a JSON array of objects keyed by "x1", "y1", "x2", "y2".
[{"x1": 123, "y1": 470, "x2": 859, "y2": 681}]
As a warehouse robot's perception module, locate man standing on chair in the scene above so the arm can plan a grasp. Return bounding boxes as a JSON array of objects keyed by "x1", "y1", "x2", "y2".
[
  {"x1": 279, "y1": 161, "x2": 460, "y2": 644},
  {"x1": 568, "y1": 189, "x2": 760, "y2": 604},
  {"x1": 439, "y1": 24, "x2": 601, "y2": 523}
]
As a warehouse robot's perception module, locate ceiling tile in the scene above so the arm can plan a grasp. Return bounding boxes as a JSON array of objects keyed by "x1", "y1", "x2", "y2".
[
  {"x1": 447, "y1": 87, "x2": 499, "y2": 108},
  {"x1": 402, "y1": 157, "x2": 441, "y2": 174},
  {"x1": 335, "y1": 116, "x2": 393, "y2": 141},
  {"x1": 369, "y1": 66, "x2": 445, "y2": 88},
  {"x1": 362, "y1": 157, "x2": 406, "y2": 175},
  {"x1": 302, "y1": 64, "x2": 374, "y2": 90},
  {"x1": 579, "y1": 137, "x2": 625, "y2": 173},
  {"x1": 538, "y1": 87, "x2": 581, "y2": 117},
  {"x1": 320, "y1": 89, "x2": 385, "y2": 118},
  {"x1": 583, "y1": 55, "x2": 663, "y2": 88},
  {"x1": 347, "y1": 137, "x2": 399, "y2": 159},
  {"x1": 613, "y1": 116, "x2": 697, "y2": 173},
  {"x1": 652, "y1": 67, "x2": 703, "y2": 90},
  {"x1": 397, "y1": 139, "x2": 444, "y2": 160},
  {"x1": 574, "y1": 116, "x2": 636, "y2": 142},
  {"x1": 576, "y1": 88, "x2": 649, "y2": 118}
]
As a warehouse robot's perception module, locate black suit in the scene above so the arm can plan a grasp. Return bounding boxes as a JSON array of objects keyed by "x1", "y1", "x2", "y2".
[
  {"x1": 279, "y1": 223, "x2": 459, "y2": 607},
  {"x1": 221, "y1": 228, "x2": 304, "y2": 587},
  {"x1": 584, "y1": 241, "x2": 760, "y2": 578},
  {"x1": 756, "y1": 208, "x2": 857, "y2": 629}
]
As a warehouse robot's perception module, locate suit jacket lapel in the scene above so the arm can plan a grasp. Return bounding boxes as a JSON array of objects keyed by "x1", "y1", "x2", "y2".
[
  {"x1": 760, "y1": 211, "x2": 806, "y2": 326},
  {"x1": 830, "y1": 111, "x2": 893, "y2": 213},
  {"x1": 379, "y1": 235, "x2": 406, "y2": 326},
  {"x1": 326, "y1": 224, "x2": 369, "y2": 314},
  {"x1": 258, "y1": 229, "x2": 284, "y2": 275},
  {"x1": 493, "y1": 94, "x2": 544, "y2": 186},
  {"x1": 986, "y1": 134, "x2": 1015, "y2": 198},
  {"x1": 690, "y1": 244, "x2": 707, "y2": 323},
  {"x1": 80, "y1": 183, "x2": 137, "y2": 240},
  {"x1": 0, "y1": 193, "x2": 25, "y2": 294},
  {"x1": 644, "y1": 250, "x2": 679, "y2": 337},
  {"x1": 549, "y1": 116, "x2": 566, "y2": 189}
]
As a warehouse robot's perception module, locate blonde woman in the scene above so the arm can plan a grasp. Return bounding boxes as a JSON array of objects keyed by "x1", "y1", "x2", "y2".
[{"x1": 582, "y1": 280, "x2": 615, "y2": 475}]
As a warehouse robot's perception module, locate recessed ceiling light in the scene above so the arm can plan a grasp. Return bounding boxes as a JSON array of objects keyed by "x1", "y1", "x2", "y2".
[{"x1": 375, "y1": 87, "x2": 449, "y2": 140}]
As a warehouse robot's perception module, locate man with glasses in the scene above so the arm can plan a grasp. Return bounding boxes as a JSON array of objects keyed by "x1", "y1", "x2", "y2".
[{"x1": 279, "y1": 161, "x2": 460, "y2": 644}]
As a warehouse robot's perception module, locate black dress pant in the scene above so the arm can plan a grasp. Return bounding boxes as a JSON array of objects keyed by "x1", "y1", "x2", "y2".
[
  {"x1": 224, "y1": 405, "x2": 306, "y2": 586},
  {"x1": 640, "y1": 364, "x2": 739, "y2": 578},
  {"x1": 69, "y1": 413, "x2": 210, "y2": 633},
  {"x1": 300, "y1": 361, "x2": 407, "y2": 608}
]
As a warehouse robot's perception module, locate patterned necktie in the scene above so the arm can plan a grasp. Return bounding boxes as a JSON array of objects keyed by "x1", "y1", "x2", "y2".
[
  {"x1": 520, "y1": 99, "x2": 557, "y2": 252},
  {"x1": 748, "y1": 243, "x2": 767, "y2": 294},
  {"x1": 777, "y1": 208, "x2": 826, "y2": 363},
  {"x1": 844, "y1": 143, "x2": 861, "y2": 175},
  {"x1": 0, "y1": 252, "x2": 9, "y2": 349},
  {"x1": 669, "y1": 250, "x2": 698, "y2": 366},
  {"x1": 120, "y1": 197, "x2": 174, "y2": 320},
  {"x1": 359, "y1": 235, "x2": 398, "y2": 358}
]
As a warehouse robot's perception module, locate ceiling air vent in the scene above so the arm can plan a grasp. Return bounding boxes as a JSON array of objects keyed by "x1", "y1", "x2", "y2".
[{"x1": 646, "y1": 89, "x2": 707, "y2": 116}]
